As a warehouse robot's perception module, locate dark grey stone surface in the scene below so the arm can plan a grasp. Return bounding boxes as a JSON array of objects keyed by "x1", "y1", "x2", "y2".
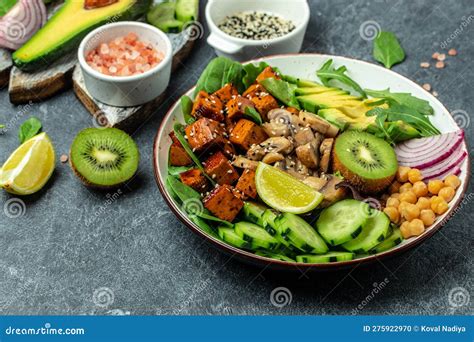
[{"x1": 0, "y1": 0, "x2": 472, "y2": 315}]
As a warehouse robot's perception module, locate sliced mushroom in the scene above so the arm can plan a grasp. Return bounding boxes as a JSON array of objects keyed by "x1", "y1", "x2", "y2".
[
  {"x1": 295, "y1": 159, "x2": 311, "y2": 176},
  {"x1": 263, "y1": 137, "x2": 294, "y2": 154},
  {"x1": 232, "y1": 156, "x2": 259, "y2": 170},
  {"x1": 262, "y1": 122, "x2": 290, "y2": 137},
  {"x1": 319, "y1": 138, "x2": 334, "y2": 173},
  {"x1": 299, "y1": 111, "x2": 339, "y2": 137},
  {"x1": 302, "y1": 176, "x2": 328, "y2": 190},
  {"x1": 294, "y1": 127, "x2": 314, "y2": 146},
  {"x1": 262, "y1": 152, "x2": 284, "y2": 164},
  {"x1": 246, "y1": 144, "x2": 266, "y2": 161},
  {"x1": 295, "y1": 141, "x2": 319, "y2": 169},
  {"x1": 267, "y1": 108, "x2": 303, "y2": 136},
  {"x1": 320, "y1": 176, "x2": 347, "y2": 207}
]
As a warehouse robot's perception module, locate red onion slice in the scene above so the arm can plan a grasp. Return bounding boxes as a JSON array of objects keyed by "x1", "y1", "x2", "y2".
[
  {"x1": 424, "y1": 163, "x2": 463, "y2": 181},
  {"x1": 0, "y1": 0, "x2": 47, "y2": 50},
  {"x1": 395, "y1": 130, "x2": 464, "y2": 169},
  {"x1": 420, "y1": 143, "x2": 467, "y2": 179}
]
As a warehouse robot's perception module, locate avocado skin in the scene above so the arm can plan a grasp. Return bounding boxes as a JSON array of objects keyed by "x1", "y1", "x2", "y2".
[{"x1": 12, "y1": 0, "x2": 151, "y2": 72}]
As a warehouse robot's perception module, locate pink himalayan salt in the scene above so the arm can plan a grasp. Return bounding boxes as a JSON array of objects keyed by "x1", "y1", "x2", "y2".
[{"x1": 86, "y1": 32, "x2": 163, "y2": 76}]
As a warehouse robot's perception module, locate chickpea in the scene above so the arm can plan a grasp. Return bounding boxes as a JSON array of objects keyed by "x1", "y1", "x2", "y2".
[
  {"x1": 399, "y1": 191, "x2": 417, "y2": 204},
  {"x1": 416, "y1": 197, "x2": 431, "y2": 210},
  {"x1": 430, "y1": 196, "x2": 449, "y2": 215},
  {"x1": 412, "y1": 181, "x2": 428, "y2": 197},
  {"x1": 408, "y1": 219, "x2": 425, "y2": 236},
  {"x1": 399, "y1": 182, "x2": 413, "y2": 193},
  {"x1": 420, "y1": 209, "x2": 436, "y2": 226},
  {"x1": 408, "y1": 168, "x2": 423, "y2": 184},
  {"x1": 444, "y1": 174, "x2": 461, "y2": 189},
  {"x1": 400, "y1": 203, "x2": 420, "y2": 221},
  {"x1": 386, "y1": 197, "x2": 400, "y2": 208},
  {"x1": 400, "y1": 221, "x2": 412, "y2": 239},
  {"x1": 396, "y1": 166, "x2": 411, "y2": 183},
  {"x1": 398, "y1": 201, "x2": 409, "y2": 215},
  {"x1": 428, "y1": 179, "x2": 444, "y2": 195},
  {"x1": 383, "y1": 207, "x2": 400, "y2": 224},
  {"x1": 438, "y1": 186, "x2": 455, "y2": 202},
  {"x1": 391, "y1": 193, "x2": 400, "y2": 200},
  {"x1": 389, "y1": 181, "x2": 402, "y2": 194}
]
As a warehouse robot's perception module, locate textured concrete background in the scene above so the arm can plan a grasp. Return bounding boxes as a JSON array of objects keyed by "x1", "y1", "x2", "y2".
[{"x1": 0, "y1": 0, "x2": 472, "y2": 315}]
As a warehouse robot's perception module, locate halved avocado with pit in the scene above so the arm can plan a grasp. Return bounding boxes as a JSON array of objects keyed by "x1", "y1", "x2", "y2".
[{"x1": 13, "y1": 0, "x2": 151, "y2": 71}]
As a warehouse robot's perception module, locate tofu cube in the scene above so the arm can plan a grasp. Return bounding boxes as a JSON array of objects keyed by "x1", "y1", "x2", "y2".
[
  {"x1": 191, "y1": 91, "x2": 224, "y2": 122},
  {"x1": 203, "y1": 185, "x2": 244, "y2": 222},
  {"x1": 212, "y1": 83, "x2": 238, "y2": 105},
  {"x1": 203, "y1": 151, "x2": 239, "y2": 185},
  {"x1": 250, "y1": 94, "x2": 279, "y2": 118},
  {"x1": 185, "y1": 118, "x2": 226, "y2": 152},
  {"x1": 242, "y1": 84, "x2": 264, "y2": 98},
  {"x1": 229, "y1": 119, "x2": 267, "y2": 151},
  {"x1": 179, "y1": 169, "x2": 209, "y2": 192},
  {"x1": 226, "y1": 95, "x2": 255, "y2": 121},
  {"x1": 256, "y1": 66, "x2": 281, "y2": 83},
  {"x1": 168, "y1": 132, "x2": 192, "y2": 166},
  {"x1": 235, "y1": 169, "x2": 257, "y2": 199}
]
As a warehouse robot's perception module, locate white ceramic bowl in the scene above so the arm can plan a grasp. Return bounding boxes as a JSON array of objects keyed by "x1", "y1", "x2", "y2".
[
  {"x1": 153, "y1": 54, "x2": 470, "y2": 270},
  {"x1": 78, "y1": 21, "x2": 172, "y2": 107},
  {"x1": 205, "y1": 0, "x2": 310, "y2": 62}
]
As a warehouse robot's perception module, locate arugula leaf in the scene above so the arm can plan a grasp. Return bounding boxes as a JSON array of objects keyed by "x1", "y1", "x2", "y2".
[
  {"x1": 316, "y1": 59, "x2": 366, "y2": 98},
  {"x1": 173, "y1": 123, "x2": 216, "y2": 185},
  {"x1": 194, "y1": 57, "x2": 244, "y2": 96},
  {"x1": 180, "y1": 95, "x2": 195, "y2": 124},
  {"x1": 244, "y1": 106, "x2": 263, "y2": 125},
  {"x1": 242, "y1": 62, "x2": 269, "y2": 89},
  {"x1": 0, "y1": 0, "x2": 17, "y2": 16},
  {"x1": 373, "y1": 31, "x2": 405, "y2": 69},
  {"x1": 365, "y1": 88, "x2": 434, "y2": 116},
  {"x1": 367, "y1": 104, "x2": 440, "y2": 137},
  {"x1": 18, "y1": 117, "x2": 42, "y2": 143},
  {"x1": 259, "y1": 77, "x2": 300, "y2": 109}
]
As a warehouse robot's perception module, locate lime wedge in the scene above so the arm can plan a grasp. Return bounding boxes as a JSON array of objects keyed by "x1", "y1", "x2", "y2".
[
  {"x1": 255, "y1": 162, "x2": 323, "y2": 214},
  {"x1": 0, "y1": 132, "x2": 55, "y2": 195}
]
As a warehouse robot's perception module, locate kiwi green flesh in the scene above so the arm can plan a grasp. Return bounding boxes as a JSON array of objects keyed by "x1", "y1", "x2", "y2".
[
  {"x1": 70, "y1": 128, "x2": 139, "y2": 187},
  {"x1": 334, "y1": 131, "x2": 397, "y2": 180}
]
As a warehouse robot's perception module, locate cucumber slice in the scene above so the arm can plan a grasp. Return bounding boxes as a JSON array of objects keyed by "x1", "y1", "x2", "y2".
[
  {"x1": 255, "y1": 251, "x2": 295, "y2": 262},
  {"x1": 342, "y1": 210, "x2": 391, "y2": 253},
  {"x1": 296, "y1": 251, "x2": 354, "y2": 263},
  {"x1": 176, "y1": 0, "x2": 199, "y2": 23},
  {"x1": 218, "y1": 226, "x2": 255, "y2": 250},
  {"x1": 242, "y1": 202, "x2": 267, "y2": 227},
  {"x1": 277, "y1": 213, "x2": 328, "y2": 254},
  {"x1": 316, "y1": 199, "x2": 369, "y2": 246},
  {"x1": 262, "y1": 209, "x2": 279, "y2": 235},
  {"x1": 147, "y1": 2, "x2": 184, "y2": 33},
  {"x1": 369, "y1": 228, "x2": 403, "y2": 254},
  {"x1": 234, "y1": 222, "x2": 280, "y2": 250}
]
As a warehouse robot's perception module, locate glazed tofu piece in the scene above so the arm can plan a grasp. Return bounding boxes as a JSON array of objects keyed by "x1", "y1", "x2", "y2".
[
  {"x1": 168, "y1": 132, "x2": 192, "y2": 166},
  {"x1": 226, "y1": 95, "x2": 255, "y2": 121},
  {"x1": 256, "y1": 66, "x2": 281, "y2": 83},
  {"x1": 235, "y1": 169, "x2": 257, "y2": 199},
  {"x1": 179, "y1": 169, "x2": 209, "y2": 192},
  {"x1": 243, "y1": 83, "x2": 264, "y2": 98},
  {"x1": 229, "y1": 119, "x2": 267, "y2": 151},
  {"x1": 212, "y1": 83, "x2": 238, "y2": 105},
  {"x1": 185, "y1": 118, "x2": 226, "y2": 152},
  {"x1": 203, "y1": 151, "x2": 239, "y2": 185},
  {"x1": 250, "y1": 94, "x2": 279, "y2": 119},
  {"x1": 191, "y1": 91, "x2": 224, "y2": 122},
  {"x1": 203, "y1": 185, "x2": 244, "y2": 222}
]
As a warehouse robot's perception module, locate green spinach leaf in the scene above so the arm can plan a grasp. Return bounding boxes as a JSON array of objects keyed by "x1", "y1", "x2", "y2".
[
  {"x1": 244, "y1": 106, "x2": 263, "y2": 125},
  {"x1": 373, "y1": 31, "x2": 405, "y2": 69},
  {"x1": 168, "y1": 165, "x2": 194, "y2": 176},
  {"x1": 365, "y1": 88, "x2": 434, "y2": 116},
  {"x1": 316, "y1": 59, "x2": 366, "y2": 98},
  {"x1": 180, "y1": 95, "x2": 195, "y2": 124},
  {"x1": 0, "y1": 0, "x2": 17, "y2": 16},
  {"x1": 242, "y1": 62, "x2": 269, "y2": 89},
  {"x1": 18, "y1": 117, "x2": 42, "y2": 143},
  {"x1": 259, "y1": 77, "x2": 300, "y2": 109},
  {"x1": 194, "y1": 57, "x2": 244, "y2": 96},
  {"x1": 173, "y1": 123, "x2": 216, "y2": 185}
]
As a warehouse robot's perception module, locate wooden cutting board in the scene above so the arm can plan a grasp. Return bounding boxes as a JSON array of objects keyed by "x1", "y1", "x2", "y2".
[{"x1": 72, "y1": 30, "x2": 196, "y2": 132}]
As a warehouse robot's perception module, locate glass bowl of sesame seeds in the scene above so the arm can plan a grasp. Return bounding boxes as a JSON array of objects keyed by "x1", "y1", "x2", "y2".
[
  {"x1": 205, "y1": 0, "x2": 310, "y2": 62},
  {"x1": 78, "y1": 21, "x2": 173, "y2": 107}
]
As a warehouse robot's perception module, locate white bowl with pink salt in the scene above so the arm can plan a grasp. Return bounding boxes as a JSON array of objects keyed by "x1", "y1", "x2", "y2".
[{"x1": 78, "y1": 21, "x2": 172, "y2": 107}]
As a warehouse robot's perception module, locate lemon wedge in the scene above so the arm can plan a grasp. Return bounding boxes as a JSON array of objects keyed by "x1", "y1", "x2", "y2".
[
  {"x1": 0, "y1": 132, "x2": 55, "y2": 195},
  {"x1": 255, "y1": 162, "x2": 323, "y2": 214}
]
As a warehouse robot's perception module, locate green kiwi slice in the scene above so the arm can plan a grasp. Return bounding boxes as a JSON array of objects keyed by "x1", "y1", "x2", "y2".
[
  {"x1": 70, "y1": 128, "x2": 139, "y2": 188},
  {"x1": 333, "y1": 131, "x2": 397, "y2": 194}
]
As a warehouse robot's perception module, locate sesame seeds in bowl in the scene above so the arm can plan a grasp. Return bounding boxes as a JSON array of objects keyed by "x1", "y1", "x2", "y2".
[{"x1": 218, "y1": 11, "x2": 296, "y2": 41}]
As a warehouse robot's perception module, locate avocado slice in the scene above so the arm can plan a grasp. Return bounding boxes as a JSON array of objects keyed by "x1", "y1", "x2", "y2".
[
  {"x1": 384, "y1": 120, "x2": 421, "y2": 142},
  {"x1": 318, "y1": 108, "x2": 376, "y2": 131},
  {"x1": 13, "y1": 0, "x2": 151, "y2": 71},
  {"x1": 295, "y1": 87, "x2": 349, "y2": 96},
  {"x1": 297, "y1": 91, "x2": 363, "y2": 113}
]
